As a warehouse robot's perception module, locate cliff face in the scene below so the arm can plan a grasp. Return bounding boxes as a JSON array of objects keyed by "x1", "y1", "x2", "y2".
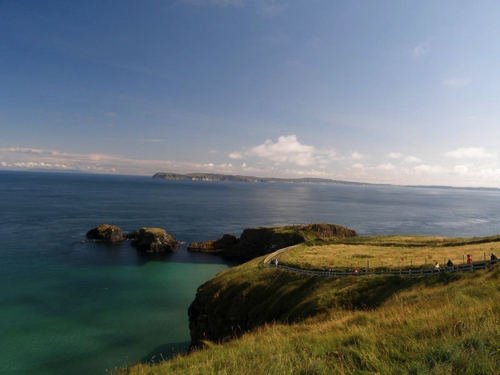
[
  {"x1": 187, "y1": 259, "x2": 324, "y2": 348},
  {"x1": 187, "y1": 253, "x2": 398, "y2": 348},
  {"x1": 188, "y1": 223, "x2": 357, "y2": 259}
]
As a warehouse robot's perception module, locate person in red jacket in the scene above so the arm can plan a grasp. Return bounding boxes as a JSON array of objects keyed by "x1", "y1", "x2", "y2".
[{"x1": 467, "y1": 254, "x2": 473, "y2": 264}]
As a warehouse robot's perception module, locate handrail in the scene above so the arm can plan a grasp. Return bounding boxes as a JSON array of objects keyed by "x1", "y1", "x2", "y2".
[{"x1": 263, "y1": 245, "x2": 499, "y2": 277}]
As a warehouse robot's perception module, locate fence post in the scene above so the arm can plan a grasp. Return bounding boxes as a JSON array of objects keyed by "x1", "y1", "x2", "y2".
[
  {"x1": 463, "y1": 255, "x2": 465, "y2": 264},
  {"x1": 484, "y1": 252, "x2": 486, "y2": 261},
  {"x1": 367, "y1": 261, "x2": 369, "y2": 269}
]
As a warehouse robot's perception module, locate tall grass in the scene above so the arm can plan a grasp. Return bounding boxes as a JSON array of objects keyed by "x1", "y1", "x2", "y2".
[
  {"x1": 116, "y1": 261, "x2": 500, "y2": 374},
  {"x1": 281, "y1": 235, "x2": 500, "y2": 271}
]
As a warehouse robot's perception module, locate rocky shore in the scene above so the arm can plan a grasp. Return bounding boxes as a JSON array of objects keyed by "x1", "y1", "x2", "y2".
[{"x1": 188, "y1": 223, "x2": 357, "y2": 260}]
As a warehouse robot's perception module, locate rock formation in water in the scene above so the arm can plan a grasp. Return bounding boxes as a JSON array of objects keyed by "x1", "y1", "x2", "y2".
[
  {"x1": 86, "y1": 224, "x2": 126, "y2": 242},
  {"x1": 188, "y1": 223, "x2": 357, "y2": 259},
  {"x1": 128, "y1": 227, "x2": 179, "y2": 252}
]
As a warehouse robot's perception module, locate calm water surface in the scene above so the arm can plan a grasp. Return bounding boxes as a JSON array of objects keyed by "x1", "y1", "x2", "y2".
[{"x1": 1, "y1": 171, "x2": 500, "y2": 374}]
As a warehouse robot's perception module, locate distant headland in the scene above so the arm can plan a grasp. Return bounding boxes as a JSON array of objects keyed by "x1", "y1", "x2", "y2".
[{"x1": 152, "y1": 172, "x2": 500, "y2": 191}]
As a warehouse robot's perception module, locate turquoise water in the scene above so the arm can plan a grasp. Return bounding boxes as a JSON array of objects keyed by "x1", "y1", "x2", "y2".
[{"x1": 1, "y1": 171, "x2": 500, "y2": 374}]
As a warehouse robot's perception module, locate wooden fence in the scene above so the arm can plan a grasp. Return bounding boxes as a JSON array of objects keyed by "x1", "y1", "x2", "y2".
[{"x1": 263, "y1": 245, "x2": 499, "y2": 277}]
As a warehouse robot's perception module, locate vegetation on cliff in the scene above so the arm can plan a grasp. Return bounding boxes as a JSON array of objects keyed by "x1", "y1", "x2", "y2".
[
  {"x1": 117, "y1": 234, "x2": 500, "y2": 374},
  {"x1": 188, "y1": 223, "x2": 357, "y2": 259}
]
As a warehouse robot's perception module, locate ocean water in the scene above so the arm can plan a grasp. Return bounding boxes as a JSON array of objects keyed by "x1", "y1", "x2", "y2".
[{"x1": 1, "y1": 171, "x2": 500, "y2": 374}]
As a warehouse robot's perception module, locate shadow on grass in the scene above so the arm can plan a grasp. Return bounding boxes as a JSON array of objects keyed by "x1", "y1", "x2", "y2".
[{"x1": 140, "y1": 341, "x2": 191, "y2": 364}]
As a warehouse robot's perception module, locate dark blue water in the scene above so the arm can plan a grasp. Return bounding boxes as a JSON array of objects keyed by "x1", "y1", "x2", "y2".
[{"x1": 1, "y1": 171, "x2": 500, "y2": 374}]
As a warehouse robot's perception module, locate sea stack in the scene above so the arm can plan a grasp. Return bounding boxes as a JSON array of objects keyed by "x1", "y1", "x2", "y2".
[
  {"x1": 86, "y1": 224, "x2": 125, "y2": 242},
  {"x1": 128, "y1": 228, "x2": 179, "y2": 252}
]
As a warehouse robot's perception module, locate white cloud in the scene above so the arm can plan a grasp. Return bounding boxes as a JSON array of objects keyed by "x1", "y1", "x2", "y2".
[
  {"x1": 445, "y1": 147, "x2": 496, "y2": 159},
  {"x1": 443, "y1": 77, "x2": 471, "y2": 87},
  {"x1": 1, "y1": 162, "x2": 6, "y2": 167},
  {"x1": 351, "y1": 152, "x2": 367, "y2": 160},
  {"x1": 404, "y1": 156, "x2": 422, "y2": 163},
  {"x1": 452, "y1": 165, "x2": 469, "y2": 175},
  {"x1": 351, "y1": 163, "x2": 365, "y2": 170},
  {"x1": 105, "y1": 112, "x2": 117, "y2": 118},
  {"x1": 376, "y1": 163, "x2": 396, "y2": 171},
  {"x1": 229, "y1": 151, "x2": 244, "y2": 159},
  {"x1": 248, "y1": 135, "x2": 318, "y2": 166},
  {"x1": 414, "y1": 164, "x2": 446, "y2": 174},
  {"x1": 411, "y1": 43, "x2": 430, "y2": 58},
  {"x1": 386, "y1": 152, "x2": 404, "y2": 159}
]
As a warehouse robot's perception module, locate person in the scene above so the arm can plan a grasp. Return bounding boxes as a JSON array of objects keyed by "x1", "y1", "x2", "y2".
[
  {"x1": 434, "y1": 262, "x2": 440, "y2": 271},
  {"x1": 446, "y1": 259, "x2": 453, "y2": 271},
  {"x1": 467, "y1": 254, "x2": 473, "y2": 264},
  {"x1": 353, "y1": 269, "x2": 359, "y2": 275},
  {"x1": 274, "y1": 259, "x2": 279, "y2": 266},
  {"x1": 491, "y1": 253, "x2": 498, "y2": 261}
]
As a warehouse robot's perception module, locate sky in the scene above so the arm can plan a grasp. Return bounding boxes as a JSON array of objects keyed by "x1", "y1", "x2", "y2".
[{"x1": 1, "y1": 0, "x2": 500, "y2": 187}]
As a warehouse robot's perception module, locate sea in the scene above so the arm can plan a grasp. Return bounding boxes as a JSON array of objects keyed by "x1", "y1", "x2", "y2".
[{"x1": 1, "y1": 171, "x2": 500, "y2": 374}]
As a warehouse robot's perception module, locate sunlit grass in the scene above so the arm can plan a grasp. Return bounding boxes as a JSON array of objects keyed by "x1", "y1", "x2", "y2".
[
  {"x1": 115, "y1": 234, "x2": 500, "y2": 374},
  {"x1": 280, "y1": 235, "x2": 500, "y2": 271},
  {"x1": 116, "y1": 265, "x2": 500, "y2": 374}
]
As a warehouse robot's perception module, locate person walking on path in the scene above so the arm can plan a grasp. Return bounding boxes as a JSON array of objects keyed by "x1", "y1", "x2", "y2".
[
  {"x1": 434, "y1": 262, "x2": 440, "y2": 272},
  {"x1": 467, "y1": 255, "x2": 473, "y2": 264},
  {"x1": 491, "y1": 253, "x2": 498, "y2": 261}
]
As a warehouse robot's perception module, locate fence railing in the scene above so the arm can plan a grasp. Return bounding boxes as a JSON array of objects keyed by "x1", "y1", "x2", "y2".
[{"x1": 262, "y1": 245, "x2": 499, "y2": 277}]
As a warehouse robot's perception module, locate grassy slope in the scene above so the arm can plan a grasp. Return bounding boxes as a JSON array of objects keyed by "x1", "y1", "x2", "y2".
[
  {"x1": 117, "y1": 236, "x2": 500, "y2": 374},
  {"x1": 281, "y1": 235, "x2": 500, "y2": 271}
]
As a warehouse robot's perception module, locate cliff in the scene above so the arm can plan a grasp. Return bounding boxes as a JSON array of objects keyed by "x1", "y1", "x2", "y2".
[
  {"x1": 120, "y1": 234, "x2": 500, "y2": 374},
  {"x1": 188, "y1": 223, "x2": 357, "y2": 259}
]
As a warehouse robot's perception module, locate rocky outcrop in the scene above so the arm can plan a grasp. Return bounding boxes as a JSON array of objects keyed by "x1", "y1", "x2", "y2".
[
  {"x1": 86, "y1": 224, "x2": 125, "y2": 242},
  {"x1": 188, "y1": 234, "x2": 238, "y2": 254},
  {"x1": 128, "y1": 228, "x2": 179, "y2": 252},
  {"x1": 188, "y1": 223, "x2": 357, "y2": 259}
]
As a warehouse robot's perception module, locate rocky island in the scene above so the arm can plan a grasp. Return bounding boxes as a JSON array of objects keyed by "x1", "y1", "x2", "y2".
[
  {"x1": 128, "y1": 227, "x2": 179, "y2": 252},
  {"x1": 86, "y1": 225, "x2": 179, "y2": 252},
  {"x1": 188, "y1": 223, "x2": 358, "y2": 259},
  {"x1": 86, "y1": 224, "x2": 125, "y2": 242}
]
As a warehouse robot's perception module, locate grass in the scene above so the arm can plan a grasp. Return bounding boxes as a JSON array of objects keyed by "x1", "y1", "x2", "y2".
[
  {"x1": 139, "y1": 228, "x2": 167, "y2": 235},
  {"x1": 280, "y1": 235, "x2": 500, "y2": 271},
  {"x1": 114, "y1": 234, "x2": 500, "y2": 374}
]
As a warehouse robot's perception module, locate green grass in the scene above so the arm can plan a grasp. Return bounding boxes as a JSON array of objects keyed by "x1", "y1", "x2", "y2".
[
  {"x1": 114, "y1": 235, "x2": 500, "y2": 374},
  {"x1": 280, "y1": 235, "x2": 500, "y2": 271}
]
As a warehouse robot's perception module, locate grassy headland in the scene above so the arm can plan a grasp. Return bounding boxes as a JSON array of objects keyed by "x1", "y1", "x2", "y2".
[
  {"x1": 117, "y1": 234, "x2": 500, "y2": 374},
  {"x1": 280, "y1": 235, "x2": 500, "y2": 271}
]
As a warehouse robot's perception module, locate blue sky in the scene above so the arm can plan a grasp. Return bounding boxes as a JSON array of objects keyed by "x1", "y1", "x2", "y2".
[{"x1": 1, "y1": 0, "x2": 500, "y2": 186}]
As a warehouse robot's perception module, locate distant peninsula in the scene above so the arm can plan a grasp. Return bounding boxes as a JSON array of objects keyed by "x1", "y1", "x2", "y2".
[
  {"x1": 152, "y1": 172, "x2": 500, "y2": 191},
  {"x1": 152, "y1": 172, "x2": 377, "y2": 186}
]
